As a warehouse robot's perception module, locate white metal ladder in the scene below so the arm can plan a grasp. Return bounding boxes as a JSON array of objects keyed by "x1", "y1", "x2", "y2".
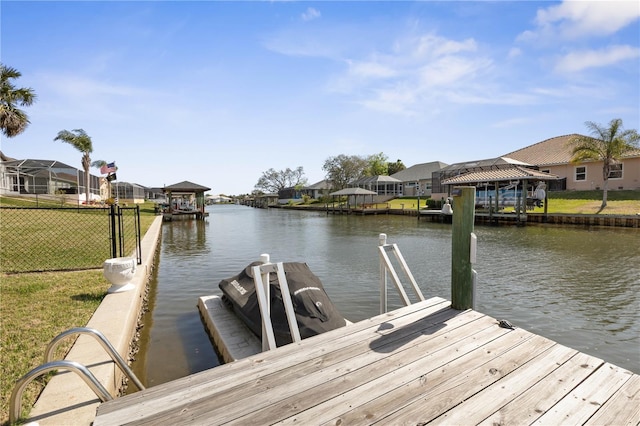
[
  {"x1": 252, "y1": 254, "x2": 302, "y2": 351},
  {"x1": 9, "y1": 327, "x2": 145, "y2": 424},
  {"x1": 378, "y1": 233, "x2": 425, "y2": 313}
]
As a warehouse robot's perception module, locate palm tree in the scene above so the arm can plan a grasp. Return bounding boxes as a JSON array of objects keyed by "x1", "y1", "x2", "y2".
[
  {"x1": 570, "y1": 119, "x2": 639, "y2": 211},
  {"x1": 0, "y1": 64, "x2": 36, "y2": 138},
  {"x1": 55, "y1": 129, "x2": 94, "y2": 205}
]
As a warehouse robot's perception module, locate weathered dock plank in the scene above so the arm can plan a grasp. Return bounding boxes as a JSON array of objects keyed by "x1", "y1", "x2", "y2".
[
  {"x1": 428, "y1": 343, "x2": 578, "y2": 425},
  {"x1": 584, "y1": 374, "x2": 640, "y2": 425},
  {"x1": 533, "y1": 362, "x2": 636, "y2": 425},
  {"x1": 478, "y1": 350, "x2": 601, "y2": 426},
  {"x1": 94, "y1": 297, "x2": 639, "y2": 426}
]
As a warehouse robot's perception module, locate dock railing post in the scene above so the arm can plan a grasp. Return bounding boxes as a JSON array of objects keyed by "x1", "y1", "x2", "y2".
[
  {"x1": 258, "y1": 253, "x2": 271, "y2": 351},
  {"x1": 451, "y1": 186, "x2": 476, "y2": 310},
  {"x1": 379, "y1": 233, "x2": 388, "y2": 314}
]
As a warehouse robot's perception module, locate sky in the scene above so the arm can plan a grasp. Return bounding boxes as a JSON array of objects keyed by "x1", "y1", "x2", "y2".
[{"x1": 1, "y1": 1, "x2": 639, "y2": 195}]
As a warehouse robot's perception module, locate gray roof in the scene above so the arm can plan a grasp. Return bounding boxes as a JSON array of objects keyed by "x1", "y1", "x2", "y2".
[
  {"x1": 305, "y1": 179, "x2": 331, "y2": 190},
  {"x1": 163, "y1": 181, "x2": 211, "y2": 192},
  {"x1": 391, "y1": 161, "x2": 448, "y2": 182},
  {"x1": 2, "y1": 158, "x2": 77, "y2": 173},
  {"x1": 439, "y1": 157, "x2": 532, "y2": 173}
]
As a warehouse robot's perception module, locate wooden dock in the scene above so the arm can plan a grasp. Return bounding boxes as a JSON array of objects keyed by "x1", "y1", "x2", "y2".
[{"x1": 94, "y1": 297, "x2": 639, "y2": 425}]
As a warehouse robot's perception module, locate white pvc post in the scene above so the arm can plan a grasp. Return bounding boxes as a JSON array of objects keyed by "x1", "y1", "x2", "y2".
[
  {"x1": 379, "y1": 233, "x2": 387, "y2": 314},
  {"x1": 257, "y1": 254, "x2": 273, "y2": 351}
]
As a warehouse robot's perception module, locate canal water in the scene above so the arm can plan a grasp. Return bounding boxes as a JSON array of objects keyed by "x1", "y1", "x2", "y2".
[{"x1": 131, "y1": 204, "x2": 640, "y2": 388}]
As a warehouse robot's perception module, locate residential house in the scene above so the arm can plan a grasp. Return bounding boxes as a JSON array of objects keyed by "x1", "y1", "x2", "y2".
[
  {"x1": 146, "y1": 187, "x2": 168, "y2": 203},
  {"x1": 112, "y1": 182, "x2": 147, "y2": 204},
  {"x1": 277, "y1": 180, "x2": 332, "y2": 204},
  {"x1": 504, "y1": 134, "x2": 640, "y2": 191},
  {"x1": 349, "y1": 175, "x2": 403, "y2": 199},
  {"x1": 390, "y1": 161, "x2": 448, "y2": 197},
  {"x1": 0, "y1": 156, "x2": 101, "y2": 201},
  {"x1": 303, "y1": 179, "x2": 332, "y2": 200}
]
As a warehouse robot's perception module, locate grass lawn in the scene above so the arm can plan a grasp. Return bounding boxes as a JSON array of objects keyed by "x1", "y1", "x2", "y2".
[
  {"x1": 0, "y1": 270, "x2": 107, "y2": 424},
  {"x1": 0, "y1": 199, "x2": 158, "y2": 424},
  {"x1": 304, "y1": 190, "x2": 640, "y2": 215}
]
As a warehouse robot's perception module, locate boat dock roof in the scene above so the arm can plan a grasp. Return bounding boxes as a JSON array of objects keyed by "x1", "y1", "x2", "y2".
[{"x1": 94, "y1": 297, "x2": 639, "y2": 425}]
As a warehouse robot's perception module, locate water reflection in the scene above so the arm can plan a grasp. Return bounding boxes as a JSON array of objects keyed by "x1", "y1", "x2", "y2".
[{"x1": 131, "y1": 204, "x2": 639, "y2": 388}]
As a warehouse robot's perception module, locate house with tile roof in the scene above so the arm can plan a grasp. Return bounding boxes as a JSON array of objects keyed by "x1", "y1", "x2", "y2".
[
  {"x1": 504, "y1": 134, "x2": 640, "y2": 191},
  {"x1": 391, "y1": 161, "x2": 448, "y2": 197}
]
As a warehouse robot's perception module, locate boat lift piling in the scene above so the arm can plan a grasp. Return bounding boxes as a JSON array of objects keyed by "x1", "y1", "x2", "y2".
[{"x1": 451, "y1": 186, "x2": 477, "y2": 310}]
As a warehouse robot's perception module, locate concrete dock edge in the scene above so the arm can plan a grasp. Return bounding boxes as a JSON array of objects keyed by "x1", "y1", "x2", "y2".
[{"x1": 25, "y1": 215, "x2": 164, "y2": 425}]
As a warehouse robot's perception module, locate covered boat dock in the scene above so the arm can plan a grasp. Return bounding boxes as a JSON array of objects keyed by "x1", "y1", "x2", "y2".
[
  {"x1": 161, "y1": 181, "x2": 211, "y2": 221},
  {"x1": 439, "y1": 164, "x2": 560, "y2": 225}
]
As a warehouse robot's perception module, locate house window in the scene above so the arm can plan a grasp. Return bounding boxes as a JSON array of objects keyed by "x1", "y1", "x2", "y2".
[
  {"x1": 608, "y1": 164, "x2": 623, "y2": 179},
  {"x1": 575, "y1": 166, "x2": 586, "y2": 181}
]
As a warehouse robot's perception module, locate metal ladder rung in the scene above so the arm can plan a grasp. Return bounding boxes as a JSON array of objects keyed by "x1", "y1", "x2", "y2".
[
  {"x1": 378, "y1": 233, "x2": 426, "y2": 314},
  {"x1": 9, "y1": 326, "x2": 145, "y2": 424}
]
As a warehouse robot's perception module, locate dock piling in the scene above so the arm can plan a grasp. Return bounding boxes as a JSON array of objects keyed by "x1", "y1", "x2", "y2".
[{"x1": 451, "y1": 186, "x2": 476, "y2": 310}]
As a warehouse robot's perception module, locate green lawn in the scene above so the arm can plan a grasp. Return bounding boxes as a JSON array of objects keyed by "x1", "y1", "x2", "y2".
[
  {"x1": 306, "y1": 190, "x2": 640, "y2": 215},
  {"x1": 0, "y1": 199, "x2": 158, "y2": 424},
  {"x1": 1, "y1": 271, "x2": 107, "y2": 424}
]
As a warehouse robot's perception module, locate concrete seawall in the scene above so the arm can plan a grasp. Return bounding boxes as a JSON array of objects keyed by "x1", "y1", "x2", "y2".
[{"x1": 25, "y1": 215, "x2": 163, "y2": 425}]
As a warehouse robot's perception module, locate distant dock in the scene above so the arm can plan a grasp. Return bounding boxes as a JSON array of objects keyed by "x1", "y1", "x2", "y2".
[
  {"x1": 418, "y1": 209, "x2": 640, "y2": 227},
  {"x1": 94, "y1": 296, "x2": 639, "y2": 425},
  {"x1": 162, "y1": 210, "x2": 209, "y2": 221}
]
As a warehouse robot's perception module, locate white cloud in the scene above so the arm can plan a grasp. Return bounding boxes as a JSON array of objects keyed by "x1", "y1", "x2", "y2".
[
  {"x1": 301, "y1": 7, "x2": 321, "y2": 22},
  {"x1": 418, "y1": 56, "x2": 492, "y2": 89},
  {"x1": 347, "y1": 60, "x2": 397, "y2": 79},
  {"x1": 508, "y1": 47, "x2": 522, "y2": 59},
  {"x1": 555, "y1": 45, "x2": 640, "y2": 73},
  {"x1": 358, "y1": 85, "x2": 418, "y2": 115},
  {"x1": 328, "y1": 32, "x2": 496, "y2": 115},
  {"x1": 417, "y1": 36, "x2": 477, "y2": 58},
  {"x1": 519, "y1": 0, "x2": 640, "y2": 42}
]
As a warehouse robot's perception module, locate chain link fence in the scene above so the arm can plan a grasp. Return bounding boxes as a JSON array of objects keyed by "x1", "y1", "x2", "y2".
[{"x1": 0, "y1": 206, "x2": 141, "y2": 273}]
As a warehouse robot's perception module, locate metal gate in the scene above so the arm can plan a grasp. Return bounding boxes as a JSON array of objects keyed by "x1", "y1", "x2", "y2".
[{"x1": 109, "y1": 205, "x2": 141, "y2": 264}]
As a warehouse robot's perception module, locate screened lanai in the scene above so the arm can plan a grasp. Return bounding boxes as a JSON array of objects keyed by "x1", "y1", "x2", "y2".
[
  {"x1": 0, "y1": 158, "x2": 100, "y2": 199},
  {"x1": 349, "y1": 175, "x2": 403, "y2": 196}
]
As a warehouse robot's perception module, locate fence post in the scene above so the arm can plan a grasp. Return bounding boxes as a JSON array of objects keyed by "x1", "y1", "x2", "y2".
[
  {"x1": 135, "y1": 205, "x2": 142, "y2": 263},
  {"x1": 451, "y1": 186, "x2": 475, "y2": 310},
  {"x1": 109, "y1": 204, "x2": 117, "y2": 259}
]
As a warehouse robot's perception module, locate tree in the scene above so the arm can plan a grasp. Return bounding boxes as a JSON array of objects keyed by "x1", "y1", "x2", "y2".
[
  {"x1": 387, "y1": 159, "x2": 406, "y2": 175},
  {"x1": 570, "y1": 118, "x2": 639, "y2": 210},
  {"x1": 0, "y1": 64, "x2": 36, "y2": 138},
  {"x1": 55, "y1": 129, "x2": 94, "y2": 205},
  {"x1": 364, "y1": 152, "x2": 389, "y2": 176},
  {"x1": 254, "y1": 166, "x2": 308, "y2": 193},
  {"x1": 322, "y1": 154, "x2": 369, "y2": 189}
]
